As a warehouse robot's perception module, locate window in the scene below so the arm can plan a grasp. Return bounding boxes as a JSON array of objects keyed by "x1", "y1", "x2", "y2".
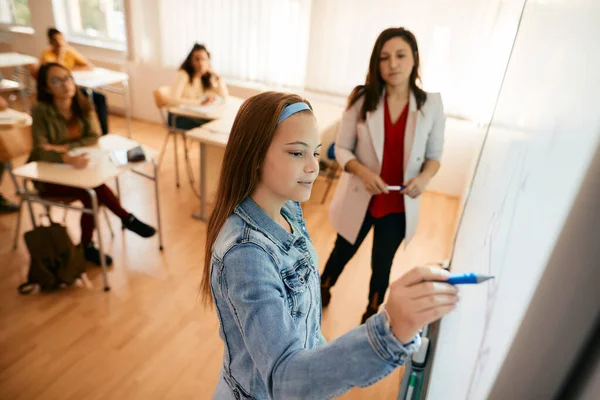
[
  {"x1": 0, "y1": 0, "x2": 32, "y2": 26},
  {"x1": 53, "y1": 0, "x2": 127, "y2": 49},
  {"x1": 160, "y1": 0, "x2": 312, "y2": 89},
  {"x1": 160, "y1": 0, "x2": 524, "y2": 123}
]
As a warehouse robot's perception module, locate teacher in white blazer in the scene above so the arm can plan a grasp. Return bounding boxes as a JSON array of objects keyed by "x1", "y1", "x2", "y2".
[{"x1": 321, "y1": 27, "x2": 445, "y2": 324}]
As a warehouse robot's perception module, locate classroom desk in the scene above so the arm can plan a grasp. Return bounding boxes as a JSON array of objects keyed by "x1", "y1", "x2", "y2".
[
  {"x1": 12, "y1": 134, "x2": 163, "y2": 291},
  {"x1": 185, "y1": 120, "x2": 230, "y2": 220},
  {"x1": 167, "y1": 95, "x2": 244, "y2": 122},
  {"x1": 165, "y1": 96, "x2": 243, "y2": 190},
  {"x1": 0, "y1": 108, "x2": 32, "y2": 129},
  {"x1": 0, "y1": 52, "x2": 38, "y2": 68},
  {"x1": 72, "y1": 68, "x2": 132, "y2": 137},
  {"x1": 0, "y1": 52, "x2": 37, "y2": 109}
]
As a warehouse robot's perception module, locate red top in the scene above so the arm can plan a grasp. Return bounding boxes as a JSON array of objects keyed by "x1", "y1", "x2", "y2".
[{"x1": 369, "y1": 96, "x2": 408, "y2": 218}]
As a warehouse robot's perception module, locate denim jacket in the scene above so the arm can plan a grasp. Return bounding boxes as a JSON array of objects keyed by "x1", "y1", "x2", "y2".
[{"x1": 210, "y1": 197, "x2": 420, "y2": 399}]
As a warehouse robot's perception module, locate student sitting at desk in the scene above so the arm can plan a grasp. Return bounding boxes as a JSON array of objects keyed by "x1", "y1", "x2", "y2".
[
  {"x1": 168, "y1": 43, "x2": 229, "y2": 130},
  {"x1": 28, "y1": 63, "x2": 156, "y2": 266},
  {"x1": 37, "y1": 28, "x2": 110, "y2": 136}
]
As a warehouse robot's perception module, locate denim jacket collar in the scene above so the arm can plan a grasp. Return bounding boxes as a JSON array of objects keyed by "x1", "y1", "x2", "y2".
[{"x1": 234, "y1": 197, "x2": 298, "y2": 251}]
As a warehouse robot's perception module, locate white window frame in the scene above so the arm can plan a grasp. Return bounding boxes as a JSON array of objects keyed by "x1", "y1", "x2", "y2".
[
  {"x1": 52, "y1": 0, "x2": 127, "y2": 52},
  {"x1": 0, "y1": 0, "x2": 32, "y2": 28}
]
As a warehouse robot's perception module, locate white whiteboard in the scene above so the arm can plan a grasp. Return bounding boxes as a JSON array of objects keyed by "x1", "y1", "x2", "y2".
[{"x1": 427, "y1": 0, "x2": 600, "y2": 399}]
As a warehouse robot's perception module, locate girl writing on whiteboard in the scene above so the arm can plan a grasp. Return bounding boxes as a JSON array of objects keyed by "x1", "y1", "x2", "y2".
[
  {"x1": 200, "y1": 91, "x2": 458, "y2": 398},
  {"x1": 321, "y1": 27, "x2": 446, "y2": 323}
]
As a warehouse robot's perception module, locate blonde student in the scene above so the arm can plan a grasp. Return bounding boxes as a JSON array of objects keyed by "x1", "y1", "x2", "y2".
[
  {"x1": 201, "y1": 91, "x2": 458, "y2": 399},
  {"x1": 321, "y1": 27, "x2": 446, "y2": 323},
  {"x1": 169, "y1": 43, "x2": 229, "y2": 130}
]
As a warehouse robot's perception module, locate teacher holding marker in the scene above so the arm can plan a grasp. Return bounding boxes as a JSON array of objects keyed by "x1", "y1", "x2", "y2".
[{"x1": 321, "y1": 27, "x2": 446, "y2": 323}]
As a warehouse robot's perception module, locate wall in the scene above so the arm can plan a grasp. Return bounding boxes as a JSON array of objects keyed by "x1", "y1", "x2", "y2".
[{"x1": 1, "y1": 0, "x2": 485, "y2": 198}]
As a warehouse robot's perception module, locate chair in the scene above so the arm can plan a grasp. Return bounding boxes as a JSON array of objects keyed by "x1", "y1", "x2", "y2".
[
  {"x1": 0, "y1": 77, "x2": 29, "y2": 111},
  {"x1": 319, "y1": 142, "x2": 340, "y2": 204},
  {"x1": 153, "y1": 86, "x2": 187, "y2": 188},
  {"x1": 0, "y1": 124, "x2": 113, "y2": 250},
  {"x1": 318, "y1": 119, "x2": 341, "y2": 204}
]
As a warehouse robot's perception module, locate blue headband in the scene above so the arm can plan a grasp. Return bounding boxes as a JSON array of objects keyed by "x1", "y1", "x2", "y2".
[{"x1": 277, "y1": 102, "x2": 311, "y2": 124}]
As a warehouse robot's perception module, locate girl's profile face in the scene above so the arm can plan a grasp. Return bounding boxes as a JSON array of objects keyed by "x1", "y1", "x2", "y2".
[{"x1": 257, "y1": 112, "x2": 321, "y2": 204}]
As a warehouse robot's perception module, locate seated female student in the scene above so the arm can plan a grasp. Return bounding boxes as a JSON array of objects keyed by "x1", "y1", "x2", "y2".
[
  {"x1": 168, "y1": 43, "x2": 229, "y2": 130},
  {"x1": 29, "y1": 63, "x2": 156, "y2": 266},
  {"x1": 201, "y1": 91, "x2": 459, "y2": 399},
  {"x1": 37, "y1": 28, "x2": 110, "y2": 136}
]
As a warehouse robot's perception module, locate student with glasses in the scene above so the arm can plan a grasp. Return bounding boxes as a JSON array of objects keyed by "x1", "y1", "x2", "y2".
[
  {"x1": 28, "y1": 63, "x2": 156, "y2": 266},
  {"x1": 35, "y1": 28, "x2": 110, "y2": 135}
]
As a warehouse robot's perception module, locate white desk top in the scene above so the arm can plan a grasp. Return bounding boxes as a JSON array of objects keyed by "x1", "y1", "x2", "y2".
[
  {"x1": 0, "y1": 52, "x2": 38, "y2": 68},
  {"x1": 186, "y1": 125, "x2": 229, "y2": 148},
  {"x1": 72, "y1": 67, "x2": 129, "y2": 89},
  {"x1": 185, "y1": 99, "x2": 344, "y2": 149},
  {"x1": 12, "y1": 134, "x2": 157, "y2": 189},
  {"x1": 0, "y1": 108, "x2": 32, "y2": 128},
  {"x1": 0, "y1": 79, "x2": 24, "y2": 92},
  {"x1": 169, "y1": 96, "x2": 244, "y2": 121}
]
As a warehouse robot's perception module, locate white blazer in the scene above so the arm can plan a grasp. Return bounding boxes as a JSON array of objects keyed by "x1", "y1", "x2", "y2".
[{"x1": 329, "y1": 91, "x2": 445, "y2": 245}]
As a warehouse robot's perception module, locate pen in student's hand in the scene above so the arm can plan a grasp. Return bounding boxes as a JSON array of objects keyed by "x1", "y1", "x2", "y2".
[{"x1": 445, "y1": 273, "x2": 494, "y2": 285}]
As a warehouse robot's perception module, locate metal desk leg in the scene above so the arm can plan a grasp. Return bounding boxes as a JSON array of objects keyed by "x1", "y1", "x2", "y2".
[
  {"x1": 87, "y1": 189, "x2": 110, "y2": 291},
  {"x1": 23, "y1": 179, "x2": 36, "y2": 227},
  {"x1": 173, "y1": 121, "x2": 180, "y2": 188},
  {"x1": 153, "y1": 161, "x2": 164, "y2": 251},
  {"x1": 123, "y1": 80, "x2": 131, "y2": 138},
  {"x1": 115, "y1": 177, "x2": 121, "y2": 200},
  {"x1": 12, "y1": 197, "x2": 24, "y2": 250},
  {"x1": 192, "y1": 142, "x2": 207, "y2": 221}
]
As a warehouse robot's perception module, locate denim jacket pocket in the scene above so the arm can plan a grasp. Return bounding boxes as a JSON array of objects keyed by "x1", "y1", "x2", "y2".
[{"x1": 281, "y1": 259, "x2": 312, "y2": 317}]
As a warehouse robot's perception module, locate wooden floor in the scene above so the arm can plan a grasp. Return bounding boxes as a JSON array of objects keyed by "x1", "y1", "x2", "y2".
[{"x1": 0, "y1": 115, "x2": 459, "y2": 400}]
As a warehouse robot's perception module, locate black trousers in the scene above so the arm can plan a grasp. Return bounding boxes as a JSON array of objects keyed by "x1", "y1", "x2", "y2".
[{"x1": 321, "y1": 212, "x2": 406, "y2": 306}]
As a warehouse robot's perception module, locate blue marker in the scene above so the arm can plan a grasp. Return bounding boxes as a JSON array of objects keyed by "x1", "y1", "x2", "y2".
[{"x1": 446, "y1": 273, "x2": 494, "y2": 285}]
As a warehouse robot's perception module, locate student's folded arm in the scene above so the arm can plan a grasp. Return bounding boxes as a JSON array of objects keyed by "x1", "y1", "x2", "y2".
[
  {"x1": 66, "y1": 115, "x2": 100, "y2": 149},
  {"x1": 215, "y1": 76, "x2": 229, "y2": 98},
  {"x1": 71, "y1": 48, "x2": 94, "y2": 69},
  {"x1": 222, "y1": 243, "x2": 419, "y2": 400}
]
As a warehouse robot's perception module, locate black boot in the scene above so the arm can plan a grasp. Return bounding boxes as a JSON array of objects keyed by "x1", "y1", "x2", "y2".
[
  {"x1": 360, "y1": 292, "x2": 382, "y2": 324},
  {"x1": 0, "y1": 194, "x2": 19, "y2": 213},
  {"x1": 84, "y1": 243, "x2": 113, "y2": 266},
  {"x1": 320, "y1": 276, "x2": 334, "y2": 308},
  {"x1": 122, "y1": 214, "x2": 156, "y2": 238}
]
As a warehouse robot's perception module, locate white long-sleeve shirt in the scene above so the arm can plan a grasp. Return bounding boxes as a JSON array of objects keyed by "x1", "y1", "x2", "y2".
[{"x1": 170, "y1": 70, "x2": 229, "y2": 106}]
